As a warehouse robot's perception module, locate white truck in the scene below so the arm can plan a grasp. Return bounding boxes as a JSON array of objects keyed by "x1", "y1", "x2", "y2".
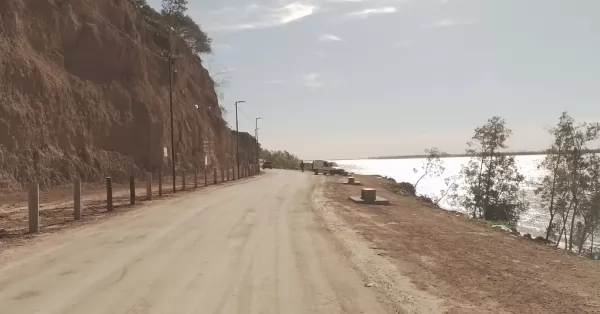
[{"x1": 311, "y1": 160, "x2": 347, "y2": 175}]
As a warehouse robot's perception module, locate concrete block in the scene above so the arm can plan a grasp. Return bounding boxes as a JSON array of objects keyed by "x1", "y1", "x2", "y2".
[
  {"x1": 342, "y1": 177, "x2": 362, "y2": 185},
  {"x1": 361, "y1": 188, "x2": 376, "y2": 201},
  {"x1": 351, "y1": 188, "x2": 389, "y2": 205},
  {"x1": 349, "y1": 196, "x2": 390, "y2": 205}
]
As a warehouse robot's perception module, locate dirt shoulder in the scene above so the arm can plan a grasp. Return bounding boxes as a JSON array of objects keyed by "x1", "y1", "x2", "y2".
[
  {"x1": 316, "y1": 174, "x2": 600, "y2": 314},
  {"x1": 0, "y1": 172, "x2": 253, "y2": 251}
]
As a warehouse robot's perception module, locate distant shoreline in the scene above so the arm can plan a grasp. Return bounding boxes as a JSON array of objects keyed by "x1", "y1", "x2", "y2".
[{"x1": 328, "y1": 149, "x2": 600, "y2": 161}]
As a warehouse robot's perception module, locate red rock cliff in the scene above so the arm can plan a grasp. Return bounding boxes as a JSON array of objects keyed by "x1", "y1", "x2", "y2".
[{"x1": 0, "y1": 0, "x2": 257, "y2": 190}]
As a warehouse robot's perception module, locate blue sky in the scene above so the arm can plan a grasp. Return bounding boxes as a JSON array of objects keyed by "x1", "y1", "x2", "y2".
[{"x1": 148, "y1": 0, "x2": 600, "y2": 159}]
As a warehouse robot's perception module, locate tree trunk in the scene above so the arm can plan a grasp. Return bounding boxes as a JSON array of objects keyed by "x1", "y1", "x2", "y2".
[
  {"x1": 545, "y1": 147, "x2": 563, "y2": 240},
  {"x1": 474, "y1": 154, "x2": 486, "y2": 219},
  {"x1": 568, "y1": 201, "x2": 578, "y2": 251},
  {"x1": 414, "y1": 171, "x2": 428, "y2": 190},
  {"x1": 483, "y1": 148, "x2": 495, "y2": 220}
]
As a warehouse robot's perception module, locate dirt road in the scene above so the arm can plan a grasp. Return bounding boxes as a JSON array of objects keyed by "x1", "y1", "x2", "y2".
[{"x1": 0, "y1": 170, "x2": 387, "y2": 314}]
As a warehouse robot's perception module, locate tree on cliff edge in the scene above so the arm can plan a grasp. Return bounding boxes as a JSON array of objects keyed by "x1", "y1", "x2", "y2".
[
  {"x1": 161, "y1": 0, "x2": 212, "y2": 55},
  {"x1": 135, "y1": 0, "x2": 212, "y2": 54}
]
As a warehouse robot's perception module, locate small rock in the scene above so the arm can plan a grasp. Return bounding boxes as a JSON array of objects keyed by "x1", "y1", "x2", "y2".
[
  {"x1": 365, "y1": 282, "x2": 377, "y2": 288},
  {"x1": 492, "y1": 225, "x2": 512, "y2": 233},
  {"x1": 0, "y1": 228, "x2": 6, "y2": 234},
  {"x1": 523, "y1": 233, "x2": 532, "y2": 239}
]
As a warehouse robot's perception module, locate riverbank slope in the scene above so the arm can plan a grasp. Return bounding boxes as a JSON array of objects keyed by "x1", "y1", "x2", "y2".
[{"x1": 317, "y1": 174, "x2": 600, "y2": 313}]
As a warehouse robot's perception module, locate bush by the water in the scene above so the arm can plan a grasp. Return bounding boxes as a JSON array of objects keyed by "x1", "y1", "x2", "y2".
[{"x1": 261, "y1": 150, "x2": 301, "y2": 170}]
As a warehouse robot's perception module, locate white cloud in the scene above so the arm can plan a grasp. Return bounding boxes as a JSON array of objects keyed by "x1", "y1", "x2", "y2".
[
  {"x1": 346, "y1": 7, "x2": 397, "y2": 18},
  {"x1": 424, "y1": 19, "x2": 476, "y2": 28},
  {"x1": 395, "y1": 40, "x2": 411, "y2": 47},
  {"x1": 303, "y1": 73, "x2": 324, "y2": 88},
  {"x1": 319, "y1": 33, "x2": 343, "y2": 42},
  {"x1": 210, "y1": 2, "x2": 317, "y2": 31}
]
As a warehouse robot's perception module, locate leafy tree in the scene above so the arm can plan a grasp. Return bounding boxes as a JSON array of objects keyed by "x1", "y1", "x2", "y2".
[
  {"x1": 541, "y1": 114, "x2": 600, "y2": 251},
  {"x1": 413, "y1": 147, "x2": 447, "y2": 192},
  {"x1": 536, "y1": 112, "x2": 574, "y2": 241},
  {"x1": 161, "y1": 0, "x2": 188, "y2": 17},
  {"x1": 261, "y1": 150, "x2": 301, "y2": 170},
  {"x1": 451, "y1": 116, "x2": 528, "y2": 225}
]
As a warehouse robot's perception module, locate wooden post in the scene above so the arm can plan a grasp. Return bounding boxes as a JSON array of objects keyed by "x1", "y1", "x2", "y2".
[
  {"x1": 221, "y1": 168, "x2": 224, "y2": 182},
  {"x1": 129, "y1": 175, "x2": 136, "y2": 205},
  {"x1": 204, "y1": 167, "x2": 208, "y2": 186},
  {"x1": 106, "y1": 177, "x2": 113, "y2": 211},
  {"x1": 28, "y1": 183, "x2": 39, "y2": 233},
  {"x1": 74, "y1": 179, "x2": 81, "y2": 220},
  {"x1": 182, "y1": 171, "x2": 186, "y2": 191},
  {"x1": 227, "y1": 168, "x2": 230, "y2": 181},
  {"x1": 158, "y1": 171, "x2": 163, "y2": 196},
  {"x1": 146, "y1": 172, "x2": 152, "y2": 200},
  {"x1": 214, "y1": 168, "x2": 218, "y2": 184},
  {"x1": 194, "y1": 168, "x2": 198, "y2": 188}
]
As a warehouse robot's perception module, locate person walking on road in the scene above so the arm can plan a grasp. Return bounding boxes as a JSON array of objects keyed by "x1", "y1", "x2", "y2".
[{"x1": 300, "y1": 161, "x2": 305, "y2": 172}]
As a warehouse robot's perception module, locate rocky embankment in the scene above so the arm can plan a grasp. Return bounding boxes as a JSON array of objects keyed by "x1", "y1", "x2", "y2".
[{"x1": 0, "y1": 0, "x2": 257, "y2": 191}]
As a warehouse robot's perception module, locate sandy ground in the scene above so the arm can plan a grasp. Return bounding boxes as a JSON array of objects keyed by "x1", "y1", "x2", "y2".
[
  {"x1": 0, "y1": 170, "x2": 388, "y2": 314},
  {"x1": 319, "y1": 174, "x2": 600, "y2": 314}
]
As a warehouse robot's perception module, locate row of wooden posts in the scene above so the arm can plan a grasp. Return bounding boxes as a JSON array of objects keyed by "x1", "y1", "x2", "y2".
[{"x1": 27, "y1": 165, "x2": 256, "y2": 233}]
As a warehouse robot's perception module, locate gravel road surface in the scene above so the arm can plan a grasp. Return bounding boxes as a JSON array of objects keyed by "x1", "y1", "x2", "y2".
[{"x1": 0, "y1": 170, "x2": 386, "y2": 314}]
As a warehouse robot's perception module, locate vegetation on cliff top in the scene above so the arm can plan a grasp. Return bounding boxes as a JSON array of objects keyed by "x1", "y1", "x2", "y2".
[{"x1": 135, "y1": 0, "x2": 212, "y2": 55}]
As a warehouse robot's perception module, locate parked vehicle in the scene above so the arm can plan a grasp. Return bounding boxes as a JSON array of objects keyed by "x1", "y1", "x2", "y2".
[
  {"x1": 263, "y1": 161, "x2": 273, "y2": 169},
  {"x1": 311, "y1": 160, "x2": 346, "y2": 175}
]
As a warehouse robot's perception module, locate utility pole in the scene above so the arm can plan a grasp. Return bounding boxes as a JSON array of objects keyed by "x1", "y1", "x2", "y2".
[
  {"x1": 255, "y1": 117, "x2": 262, "y2": 173},
  {"x1": 234, "y1": 100, "x2": 245, "y2": 176},
  {"x1": 168, "y1": 31, "x2": 176, "y2": 193}
]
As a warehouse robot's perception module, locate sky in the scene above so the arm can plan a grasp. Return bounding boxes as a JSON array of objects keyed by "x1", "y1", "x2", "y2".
[{"x1": 147, "y1": 0, "x2": 600, "y2": 160}]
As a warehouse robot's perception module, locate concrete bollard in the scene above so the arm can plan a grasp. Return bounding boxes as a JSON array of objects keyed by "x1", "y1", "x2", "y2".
[
  {"x1": 130, "y1": 175, "x2": 136, "y2": 205},
  {"x1": 74, "y1": 179, "x2": 81, "y2": 220},
  {"x1": 158, "y1": 171, "x2": 163, "y2": 197},
  {"x1": 146, "y1": 172, "x2": 152, "y2": 200},
  {"x1": 348, "y1": 177, "x2": 355, "y2": 184},
  {"x1": 361, "y1": 188, "x2": 377, "y2": 202},
  {"x1": 194, "y1": 169, "x2": 198, "y2": 188},
  {"x1": 106, "y1": 177, "x2": 113, "y2": 211},
  {"x1": 28, "y1": 183, "x2": 39, "y2": 233},
  {"x1": 182, "y1": 171, "x2": 186, "y2": 191},
  {"x1": 204, "y1": 167, "x2": 208, "y2": 186},
  {"x1": 214, "y1": 168, "x2": 218, "y2": 184}
]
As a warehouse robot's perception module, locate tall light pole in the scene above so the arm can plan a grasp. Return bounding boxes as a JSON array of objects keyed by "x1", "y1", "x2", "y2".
[
  {"x1": 168, "y1": 30, "x2": 176, "y2": 193},
  {"x1": 234, "y1": 100, "x2": 245, "y2": 176},
  {"x1": 255, "y1": 117, "x2": 262, "y2": 173}
]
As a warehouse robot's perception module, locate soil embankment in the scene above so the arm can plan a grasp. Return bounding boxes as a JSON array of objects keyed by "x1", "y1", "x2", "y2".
[
  {"x1": 317, "y1": 174, "x2": 600, "y2": 313},
  {"x1": 0, "y1": 0, "x2": 257, "y2": 191}
]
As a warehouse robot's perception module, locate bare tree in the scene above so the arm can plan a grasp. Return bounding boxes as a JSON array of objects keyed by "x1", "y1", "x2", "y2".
[{"x1": 413, "y1": 147, "x2": 447, "y2": 192}]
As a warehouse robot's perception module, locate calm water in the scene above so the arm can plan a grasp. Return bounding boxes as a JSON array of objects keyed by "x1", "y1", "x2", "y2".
[{"x1": 334, "y1": 156, "x2": 547, "y2": 237}]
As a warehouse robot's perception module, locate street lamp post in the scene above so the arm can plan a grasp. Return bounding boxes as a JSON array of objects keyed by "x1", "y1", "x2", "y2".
[
  {"x1": 234, "y1": 100, "x2": 245, "y2": 176},
  {"x1": 168, "y1": 33, "x2": 176, "y2": 193},
  {"x1": 255, "y1": 117, "x2": 262, "y2": 173}
]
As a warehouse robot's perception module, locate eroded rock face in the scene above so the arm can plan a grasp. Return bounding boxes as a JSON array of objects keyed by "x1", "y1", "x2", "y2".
[{"x1": 0, "y1": 0, "x2": 257, "y2": 190}]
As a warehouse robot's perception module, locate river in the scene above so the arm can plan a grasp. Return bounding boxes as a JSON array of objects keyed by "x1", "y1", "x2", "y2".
[{"x1": 334, "y1": 155, "x2": 548, "y2": 237}]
